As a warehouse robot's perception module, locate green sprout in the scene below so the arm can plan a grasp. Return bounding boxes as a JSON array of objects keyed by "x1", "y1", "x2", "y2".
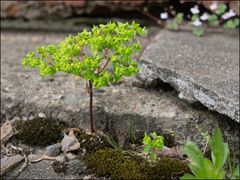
[
  {"x1": 143, "y1": 132, "x2": 164, "y2": 161},
  {"x1": 22, "y1": 21, "x2": 147, "y2": 133}
]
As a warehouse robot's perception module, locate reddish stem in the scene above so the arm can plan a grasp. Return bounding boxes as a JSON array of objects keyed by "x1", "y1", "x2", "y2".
[{"x1": 89, "y1": 81, "x2": 95, "y2": 133}]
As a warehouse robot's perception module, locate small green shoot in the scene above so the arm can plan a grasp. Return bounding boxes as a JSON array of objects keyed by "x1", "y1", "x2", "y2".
[
  {"x1": 101, "y1": 132, "x2": 124, "y2": 152},
  {"x1": 143, "y1": 132, "x2": 164, "y2": 161}
]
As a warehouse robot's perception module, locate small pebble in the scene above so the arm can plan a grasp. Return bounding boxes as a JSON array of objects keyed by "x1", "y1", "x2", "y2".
[{"x1": 45, "y1": 143, "x2": 62, "y2": 156}]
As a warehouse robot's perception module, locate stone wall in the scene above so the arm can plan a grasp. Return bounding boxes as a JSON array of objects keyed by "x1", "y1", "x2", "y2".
[{"x1": 1, "y1": 1, "x2": 238, "y2": 20}]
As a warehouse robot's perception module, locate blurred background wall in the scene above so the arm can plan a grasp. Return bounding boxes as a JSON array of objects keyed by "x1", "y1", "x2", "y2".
[{"x1": 1, "y1": 0, "x2": 239, "y2": 31}]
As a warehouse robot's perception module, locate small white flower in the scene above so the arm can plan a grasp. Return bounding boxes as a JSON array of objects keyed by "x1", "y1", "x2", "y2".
[
  {"x1": 192, "y1": 18, "x2": 202, "y2": 27},
  {"x1": 210, "y1": 2, "x2": 218, "y2": 10},
  {"x1": 221, "y1": 9, "x2": 236, "y2": 20},
  {"x1": 160, "y1": 12, "x2": 168, "y2": 19},
  {"x1": 200, "y1": 13, "x2": 209, "y2": 21},
  {"x1": 190, "y1": 5, "x2": 200, "y2": 14}
]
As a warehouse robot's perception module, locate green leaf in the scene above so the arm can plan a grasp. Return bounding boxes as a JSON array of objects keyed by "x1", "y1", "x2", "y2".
[
  {"x1": 175, "y1": 13, "x2": 184, "y2": 24},
  {"x1": 208, "y1": 15, "x2": 219, "y2": 26},
  {"x1": 143, "y1": 144, "x2": 151, "y2": 153},
  {"x1": 210, "y1": 128, "x2": 229, "y2": 171},
  {"x1": 149, "y1": 152, "x2": 157, "y2": 160},
  {"x1": 180, "y1": 173, "x2": 197, "y2": 179},
  {"x1": 143, "y1": 133, "x2": 151, "y2": 145},
  {"x1": 223, "y1": 19, "x2": 239, "y2": 29},
  {"x1": 167, "y1": 22, "x2": 178, "y2": 30},
  {"x1": 216, "y1": 3, "x2": 227, "y2": 15},
  {"x1": 184, "y1": 141, "x2": 205, "y2": 168},
  {"x1": 192, "y1": 27, "x2": 204, "y2": 37},
  {"x1": 231, "y1": 164, "x2": 240, "y2": 179},
  {"x1": 191, "y1": 15, "x2": 199, "y2": 21}
]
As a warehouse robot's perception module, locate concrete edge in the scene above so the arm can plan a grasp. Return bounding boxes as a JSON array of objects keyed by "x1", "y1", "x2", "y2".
[{"x1": 138, "y1": 60, "x2": 239, "y2": 123}]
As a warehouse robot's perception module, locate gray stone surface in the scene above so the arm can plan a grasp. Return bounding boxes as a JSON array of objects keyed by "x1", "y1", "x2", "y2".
[
  {"x1": 16, "y1": 160, "x2": 80, "y2": 179},
  {"x1": 1, "y1": 30, "x2": 239, "y2": 152},
  {"x1": 45, "y1": 143, "x2": 62, "y2": 157},
  {"x1": 0, "y1": 155, "x2": 24, "y2": 176},
  {"x1": 138, "y1": 29, "x2": 239, "y2": 123}
]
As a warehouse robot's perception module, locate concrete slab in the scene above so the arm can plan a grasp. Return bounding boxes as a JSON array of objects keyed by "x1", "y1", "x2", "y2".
[{"x1": 138, "y1": 29, "x2": 239, "y2": 123}]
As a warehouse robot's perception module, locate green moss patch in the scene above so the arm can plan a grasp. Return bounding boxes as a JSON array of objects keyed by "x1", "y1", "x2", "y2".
[
  {"x1": 16, "y1": 118, "x2": 66, "y2": 146},
  {"x1": 152, "y1": 156, "x2": 190, "y2": 179},
  {"x1": 83, "y1": 149, "x2": 190, "y2": 179},
  {"x1": 78, "y1": 131, "x2": 111, "y2": 154}
]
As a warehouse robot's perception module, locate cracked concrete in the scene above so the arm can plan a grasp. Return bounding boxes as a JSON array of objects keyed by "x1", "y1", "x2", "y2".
[{"x1": 138, "y1": 29, "x2": 239, "y2": 123}]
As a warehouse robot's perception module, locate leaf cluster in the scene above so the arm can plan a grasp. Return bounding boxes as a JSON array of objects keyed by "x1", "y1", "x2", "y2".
[
  {"x1": 22, "y1": 22, "x2": 146, "y2": 88},
  {"x1": 181, "y1": 128, "x2": 239, "y2": 179},
  {"x1": 143, "y1": 132, "x2": 164, "y2": 161},
  {"x1": 167, "y1": 13, "x2": 184, "y2": 30}
]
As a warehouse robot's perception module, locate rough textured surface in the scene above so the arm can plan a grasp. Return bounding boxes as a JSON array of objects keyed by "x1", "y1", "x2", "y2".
[
  {"x1": 16, "y1": 160, "x2": 81, "y2": 179},
  {"x1": 1, "y1": 30, "x2": 239, "y2": 151},
  {"x1": 138, "y1": 29, "x2": 239, "y2": 123},
  {"x1": 45, "y1": 143, "x2": 62, "y2": 157},
  {"x1": 0, "y1": 155, "x2": 24, "y2": 175}
]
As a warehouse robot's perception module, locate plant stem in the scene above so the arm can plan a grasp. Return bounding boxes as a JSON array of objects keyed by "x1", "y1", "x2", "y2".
[
  {"x1": 89, "y1": 81, "x2": 95, "y2": 133},
  {"x1": 202, "y1": 139, "x2": 209, "y2": 155}
]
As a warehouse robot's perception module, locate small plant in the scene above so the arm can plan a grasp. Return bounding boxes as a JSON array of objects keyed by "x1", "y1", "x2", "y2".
[
  {"x1": 22, "y1": 21, "x2": 146, "y2": 133},
  {"x1": 100, "y1": 132, "x2": 124, "y2": 152},
  {"x1": 167, "y1": 13, "x2": 184, "y2": 30},
  {"x1": 181, "y1": 127, "x2": 239, "y2": 179},
  {"x1": 128, "y1": 121, "x2": 137, "y2": 145},
  {"x1": 143, "y1": 132, "x2": 164, "y2": 161}
]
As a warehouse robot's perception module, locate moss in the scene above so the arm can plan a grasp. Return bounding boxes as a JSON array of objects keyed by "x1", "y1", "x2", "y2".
[
  {"x1": 112, "y1": 160, "x2": 150, "y2": 179},
  {"x1": 84, "y1": 149, "x2": 124, "y2": 177},
  {"x1": 16, "y1": 118, "x2": 66, "y2": 146},
  {"x1": 84, "y1": 149, "x2": 154, "y2": 179},
  {"x1": 152, "y1": 156, "x2": 190, "y2": 179},
  {"x1": 52, "y1": 161, "x2": 67, "y2": 174},
  {"x1": 78, "y1": 131, "x2": 111, "y2": 154}
]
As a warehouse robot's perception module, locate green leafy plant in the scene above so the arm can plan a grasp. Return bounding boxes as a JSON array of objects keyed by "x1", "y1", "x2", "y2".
[
  {"x1": 225, "y1": 150, "x2": 240, "y2": 179},
  {"x1": 163, "y1": 2, "x2": 239, "y2": 37},
  {"x1": 143, "y1": 132, "x2": 164, "y2": 161},
  {"x1": 22, "y1": 21, "x2": 146, "y2": 133},
  {"x1": 192, "y1": 27, "x2": 204, "y2": 37},
  {"x1": 223, "y1": 19, "x2": 240, "y2": 29},
  {"x1": 215, "y1": 3, "x2": 227, "y2": 15},
  {"x1": 208, "y1": 14, "x2": 219, "y2": 26},
  {"x1": 181, "y1": 128, "x2": 239, "y2": 179},
  {"x1": 167, "y1": 13, "x2": 184, "y2": 30}
]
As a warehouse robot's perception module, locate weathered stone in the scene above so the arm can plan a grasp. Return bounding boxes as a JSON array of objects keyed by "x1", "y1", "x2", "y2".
[
  {"x1": 61, "y1": 134, "x2": 80, "y2": 153},
  {"x1": 0, "y1": 120, "x2": 14, "y2": 143},
  {"x1": 15, "y1": 160, "x2": 79, "y2": 179},
  {"x1": 0, "y1": 30, "x2": 239, "y2": 153},
  {"x1": 138, "y1": 29, "x2": 239, "y2": 123},
  {"x1": 45, "y1": 143, "x2": 62, "y2": 157},
  {"x1": 0, "y1": 155, "x2": 24, "y2": 175},
  {"x1": 66, "y1": 159, "x2": 85, "y2": 175}
]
